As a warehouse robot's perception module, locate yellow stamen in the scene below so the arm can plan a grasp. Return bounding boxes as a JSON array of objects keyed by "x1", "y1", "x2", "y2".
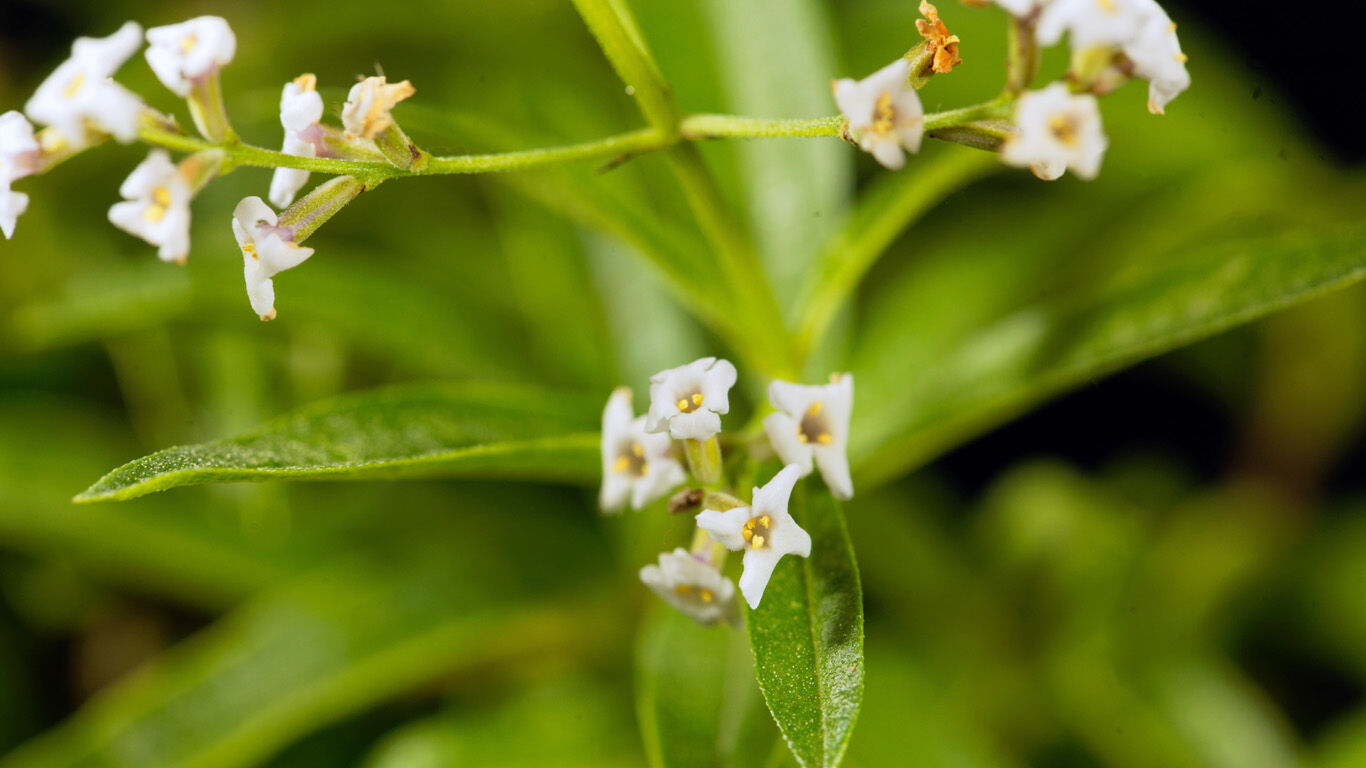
[
  {"x1": 872, "y1": 92, "x2": 896, "y2": 136},
  {"x1": 242, "y1": 242, "x2": 258, "y2": 260},
  {"x1": 294, "y1": 73, "x2": 318, "y2": 91},
  {"x1": 799, "y1": 400, "x2": 832, "y2": 445},
  {"x1": 143, "y1": 186, "x2": 172, "y2": 223},
  {"x1": 1049, "y1": 114, "x2": 1080, "y2": 147},
  {"x1": 179, "y1": 35, "x2": 198, "y2": 53},
  {"x1": 614, "y1": 442, "x2": 649, "y2": 476},
  {"x1": 63, "y1": 72, "x2": 85, "y2": 99},
  {"x1": 675, "y1": 584, "x2": 691, "y2": 595},
  {"x1": 742, "y1": 514, "x2": 773, "y2": 550},
  {"x1": 700, "y1": 589, "x2": 714, "y2": 603},
  {"x1": 1175, "y1": 52, "x2": 1188, "y2": 63},
  {"x1": 806, "y1": 401, "x2": 822, "y2": 418},
  {"x1": 676, "y1": 393, "x2": 704, "y2": 413}
]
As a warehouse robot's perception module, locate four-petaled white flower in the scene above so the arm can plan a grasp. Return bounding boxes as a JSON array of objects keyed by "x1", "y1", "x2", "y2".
[
  {"x1": 108, "y1": 150, "x2": 192, "y2": 263},
  {"x1": 231, "y1": 197, "x2": 314, "y2": 321},
  {"x1": 1001, "y1": 83, "x2": 1107, "y2": 180},
  {"x1": 600, "y1": 387, "x2": 687, "y2": 512},
  {"x1": 269, "y1": 74, "x2": 325, "y2": 209},
  {"x1": 24, "y1": 21, "x2": 145, "y2": 147},
  {"x1": 833, "y1": 58, "x2": 924, "y2": 170},
  {"x1": 1036, "y1": 0, "x2": 1156, "y2": 49},
  {"x1": 342, "y1": 76, "x2": 415, "y2": 139},
  {"x1": 696, "y1": 465, "x2": 812, "y2": 609},
  {"x1": 1123, "y1": 10, "x2": 1189, "y2": 114},
  {"x1": 1, "y1": 111, "x2": 41, "y2": 240},
  {"x1": 763, "y1": 374, "x2": 855, "y2": 500},
  {"x1": 646, "y1": 357, "x2": 738, "y2": 441},
  {"x1": 144, "y1": 16, "x2": 236, "y2": 97},
  {"x1": 639, "y1": 548, "x2": 738, "y2": 625}
]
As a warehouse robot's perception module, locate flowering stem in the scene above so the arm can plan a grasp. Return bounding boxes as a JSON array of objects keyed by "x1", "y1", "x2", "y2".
[
  {"x1": 679, "y1": 114, "x2": 844, "y2": 140},
  {"x1": 1004, "y1": 16, "x2": 1041, "y2": 95},
  {"x1": 683, "y1": 436, "x2": 723, "y2": 486}
]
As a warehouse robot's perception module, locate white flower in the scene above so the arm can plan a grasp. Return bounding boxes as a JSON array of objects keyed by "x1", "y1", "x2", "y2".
[
  {"x1": 990, "y1": 0, "x2": 1053, "y2": 16},
  {"x1": 696, "y1": 465, "x2": 811, "y2": 609},
  {"x1": 639, "y1": 548, "x2": 738, "y2": 625},
  {"x1": 833, "y1": 58, "x2": 924, "y2": 170},
  {"x1": 144, "y1": 16, "x2": 236, "y2": 97},
  {"x1": 107, "y1": 150, "x2": 192, "y2": 263},
  {"x1": 1123, "y1": 11, "x2": 1190, "y2": 114},
  {"x1": 1001, "y1": 83, "x2": 1108, "y2": 180},
  {"x1": 645, "y1": 357, "x2": 738, "y2": 441},
  {"x1": 341, "y1": 76, "x2": 415, "y2": 139},
  {"x1": 1, "y1": 111, "x2": 41, "y2": 240},
  {"x1": 269, "y1": 74, "x2": 326, "y2": 209},
  {"x1": 1036, "y1": 0, "x2": 1157, "y2": 49},
  {"x1": 763, "y1": 374, "x2": 854, "y2": 500},
  {"x1": 24, "y1": 21, "x2": 145, "y2": 147},
  {"x1": 231, "y1": 197, "x2": 314, "y2": 321},
  {"x1": 600, "y1": 388, "x2": 687, "y2": 512}
]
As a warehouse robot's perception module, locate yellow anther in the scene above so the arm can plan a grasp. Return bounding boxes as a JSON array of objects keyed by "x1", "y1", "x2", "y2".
[
  {"x1": 63, "y1": 72, "x2": 85, "y2": 99},
  {"x1": 1049, "y1": 114, "x2": 1080, "y2": 147},
  {"x1": 1175, "y1": 52, "x2": 1188, "y2": 62},
  {"x1": 742, "y1": 514, "x2": 773, "y2": 549},
  {"x1": 613, "y1": 456, "x2": 630, "y2": 473},
  {"x1": 143, "y1": 186, "x2": 172, "y2": 223},
  {"x1": 817, "y1": 433, "x2": 833, "y2": 445},
  {"x1": 872, "y1": 92, "x2": 896, "y2": 136},
  {"x1": 798, "y1": 433, "x2": 809, "y2": 444},
  {"x1": 295, "y1": 73, "x2": 318, "y2": 91},
  {"x1": 700, "y1": 589, "x2": 714, "y2": 603},
  {"x1": 179, "y1": 35, "x2": 198, "y2": 53},
  {"x1": 675, "y1": 584, "x2": 692, "y2": 595},
  {"x1": 806, "y1": 401, "x2": 822, "y2": 418},
  {"x1": 676, "y1": 398, "x2": 689, "y2": 411},
  {"x1": 242, "y1": 242, "x2": 258, "y2": 259},
  {"x1": 614, "y1": 442, "x2": 649, "y2": 476},
  {"x1": 692, "y1": 393, "x2": 704, "y2": 406},
  {"x1": 676, "y1": 393, "x2": 704, "y2": 413},
  {"x1": 632, "y1": 443, "x2": 644, "y2": 457}
]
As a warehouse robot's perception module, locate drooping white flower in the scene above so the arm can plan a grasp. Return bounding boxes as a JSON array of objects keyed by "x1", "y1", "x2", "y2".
[
  {"x1": 696, "y1": 465, "x2": 811, "y2": 609},
  {"x1": 645, "y1": 357, "x2": 738, "y2": 442},
  {"x1": 231, "y1": 197, "x2": 314, "y2": 321},
  {"x1": 639, "y1": 548, "x2": 738, "y2": 625},
  {"x1": 1123, "y1": 10, "x2": 1190, "y2": 114},
  {"x1": 1001, "y1": 83, "x2": 1108, "y2": 180},
  {"x1": 600, "y1": 388, "x2": 687, "y2": 512},
  {"x1": 763, "y1": 374, "x2": 854, "y2": 500},
  {"x1": 24, "y1": 21, "x2": 145, "y2": 147},
  {"x1": 1, "y1": 111, "x2": 41, "y2": 240},
  {"x1": 144, "y1": 16, "x2": 236, "y2": 97},
  {"x1": 269, "y1": 74, "x2": 326, "y2": 209},
  {"x1": 341, "y1": 76, "x2": 415, "y2": 139},
  {"x1": 1036, "y1": 0, "x2": 1157, "y2": 49},
  {"x1": 107, "y1": 150, "x2": 192, "y2": 263},
  {"x1": 833, "y1": 58, "x2": 924, "y2": 170}
]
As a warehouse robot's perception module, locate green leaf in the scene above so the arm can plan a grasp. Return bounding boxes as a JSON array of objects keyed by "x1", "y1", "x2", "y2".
[
  {"x1": 636, "y1": 608, "x2": 777, "y2": 768},
  {"x1": 853, "y1": 222, "x2": 1366, "y2": 486},
  {"x1": 748, "y1": 484, "x2": 863, "y2": 768},
  {"x1": 77, "y1": 383, "x2": 601, "y2": 502},
  {"x1": 0, "y1": 510, "x2": 610, "y2": 768}
]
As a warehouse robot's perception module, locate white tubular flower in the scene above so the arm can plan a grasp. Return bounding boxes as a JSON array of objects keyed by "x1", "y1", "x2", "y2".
[
  {"x1": 833, "y1": 58, "x2": 924, "y2": 171},
  {"x1": 1123, "y1": 11, "x2": 1190, "y2": 114},
  {"x1": 231, "y1": 197, "x2": 314, "y2": 321},
  {"x1": 600, "y1": 388, "x2": 687, "y2": 513},
  {"x1": 144, "y1": 17, "x2": 236, "y2": 97},
  {"x1": 24, "y1": 21, "x2": 145, "y2": 146},
  {"x1": 763, "y1": 374, "x2": 854, "y2": 500},
  {"x1": 341, "y1": 76, "x2": 415, "y2": 139},
  {"x1": 696, "y1": 465, "x2": 811, "y2": 609},
  {"x1": 645, "y1": 357, "x2": 738, "y2": 441},
  {"x1": 108, "y1": 150, "x2": 192, "y2": 264},
  {"x1": 269, "y1": 74, "x2": 325, "y2": 209},
  {"x1": 639, "y1": 548, "x2": 738, "y2": 625},
  {"x1": 1, "y1": 111, "x2": 41, "y2": 240},
  {"x1": 1036, "y1": 0, "x2": 1156, "y2": 48},
  {"x1": 1001, "y1": 83, "x2": 1108, "y2": 180}
]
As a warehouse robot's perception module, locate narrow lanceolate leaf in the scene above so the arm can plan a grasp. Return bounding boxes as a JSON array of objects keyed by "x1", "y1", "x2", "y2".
[
  {"x1": 853, "y1": 222, "x2": 1366, "y2": 487},
  {"x1": 748, "y1": 484, "x2": 863, "y2": 768},
  {"x1": 77, "y1": 384, "x2": 601, "y2": 502}
]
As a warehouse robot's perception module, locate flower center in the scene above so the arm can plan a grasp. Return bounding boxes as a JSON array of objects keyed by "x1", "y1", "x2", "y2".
[
  {"x1": 180, "y1": 35, "x2": 198, "y2": 53},
  {"x1": 1096, "y1": 0, "x2": 1116, "y2": 11},
  {"x1": 612, "y1": 441, "x2": 649, "y2": 477},
  {"x1": 674, "y1": 583, "x2": 715, "y2": 603},
  {"x1": 675, "y1": 392, "x2": 704, "y2": 413},
  {"x1": 742, "y1": 514, "x2": 773, "y2": 550},
  {"x1": 1048, "y1": 113, "x2": 1080, "y2": 147},
  {"x1": 242, "y1": 242, "x2": 258, "y2": 260},
  {"x1": 872, "y1": 92, "x2": 897, "y2": 136},
  {"x1": 63, "y1": 72, "x2": 86, "y2": 99},
  {"x1": 143, "y1": 186, "x2": 172, "y2": 223},
  {"x1": 798, "y1": 401, "x2": 833, "y2": 445}
]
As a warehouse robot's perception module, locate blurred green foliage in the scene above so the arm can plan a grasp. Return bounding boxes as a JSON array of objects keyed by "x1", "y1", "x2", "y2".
[{"x1": 3, "y1": 0, "x2": 1366, "y2": 766}]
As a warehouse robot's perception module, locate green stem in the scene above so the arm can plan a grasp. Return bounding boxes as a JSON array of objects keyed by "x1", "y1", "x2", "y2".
[
  {"x1": 680, "y1": 114, "x2": 844, "y2": 140},
  {"x1": 683, "y1": 435, "x2": 723, "y2": 486},
  {"x1": 568, "y1": 0, "x2": 679, "y2": 131}
]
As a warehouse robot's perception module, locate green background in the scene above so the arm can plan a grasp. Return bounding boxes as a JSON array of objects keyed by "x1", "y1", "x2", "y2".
[{"x1": 3, "y1": 0, "x2": 1366, "y2": 766}]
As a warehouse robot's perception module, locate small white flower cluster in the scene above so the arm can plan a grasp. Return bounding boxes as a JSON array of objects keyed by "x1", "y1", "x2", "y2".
[
  {"x1": 2, "y1": 18, "x2": 238, "y2": 246},
  {"x1": 835, "y1": 0, "x2": 1188, "y2": 181},
  {"x1": 603, "y1": 358, "x2": 856, "y2": 622}
]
